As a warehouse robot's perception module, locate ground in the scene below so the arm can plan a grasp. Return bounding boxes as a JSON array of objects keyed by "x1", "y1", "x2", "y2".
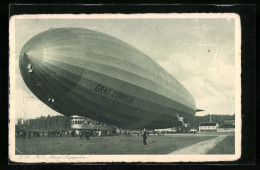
[
  {"x1": 207, "y1": 135, "x2": 235, "y2": 154},
  {"x1": 15, "y1": 133, "x2": 235, "y2": 155},
  {"x1": 169, "y1": 135, "x2": 228, "y2": 154}
]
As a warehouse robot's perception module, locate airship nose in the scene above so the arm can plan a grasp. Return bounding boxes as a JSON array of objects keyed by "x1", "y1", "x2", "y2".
[
  {"x1": 19, "y1": 50, "x2": 44, "y2": 98},
  {"x1": 23, "y1": 52, "x2": 35, "y2": 74},
  {"x1": 19, "y1": 28, "x2": 86, "y2": 108},
  {"x1": 19, "y1": 39, "x2": 64, "y2": 112},
  {"x1": 19, "y1": 38, "x2": 44, "y2": 86},
  {"x1": 19, "y1": 32, "x2": 45, "y2": 80}
]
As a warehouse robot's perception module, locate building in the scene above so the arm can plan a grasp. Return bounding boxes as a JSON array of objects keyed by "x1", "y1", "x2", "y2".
[
  {"x1": 199, "y1": 122, "x2": 219, "y2": 132},
  {"x1": 217, "y1": 123, "x2": 235, "y2": 132},
  {"x1": 198, "y1": 115, "x2": 219, "y2": 132}
]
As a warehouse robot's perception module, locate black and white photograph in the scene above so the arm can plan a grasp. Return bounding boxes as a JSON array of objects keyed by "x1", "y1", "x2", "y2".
[{"x1": 9, "y1": 13, "x2": 241, "y2": 163}]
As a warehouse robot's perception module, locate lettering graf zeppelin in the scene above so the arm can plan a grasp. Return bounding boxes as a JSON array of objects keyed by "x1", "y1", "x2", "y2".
[
  {"x1": 95, "y1": 84, "x2": 133, "y2": 104},
  {"x1": 19, "y1": 28, "x2": 196, "y2": 129}
]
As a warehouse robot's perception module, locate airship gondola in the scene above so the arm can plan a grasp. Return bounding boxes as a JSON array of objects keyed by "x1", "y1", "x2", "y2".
[{"x1": 19, "y1": 28, "x2": 196, "y2": 129}]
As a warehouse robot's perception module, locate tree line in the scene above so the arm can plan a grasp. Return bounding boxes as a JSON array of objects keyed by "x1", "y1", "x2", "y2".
[
  {"x1": 16, "y1": 114, "x2": 235, "y2": 131},
  {"x1": 190, "y1": 114, "x2": 235, "y2": 128},
  {"x1": 16, "y1": 115, "x2": 71, "y2": 131}
]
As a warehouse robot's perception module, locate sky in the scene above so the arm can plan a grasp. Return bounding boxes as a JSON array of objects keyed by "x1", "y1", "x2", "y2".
[{"x1": 12, "y1": 14, "x2": 238, "y2": 121}]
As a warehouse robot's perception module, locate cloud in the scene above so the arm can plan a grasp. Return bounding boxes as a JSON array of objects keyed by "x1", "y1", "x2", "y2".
[
  {"x1": 158, "y1": 53, "x2": 202, "y2": 80},
  {"x1": 205, "y1": 58, "x2": 235, "y2": 97},
  {"x1": 157, "y1": 50, "x2": 235, "y2": 116}
]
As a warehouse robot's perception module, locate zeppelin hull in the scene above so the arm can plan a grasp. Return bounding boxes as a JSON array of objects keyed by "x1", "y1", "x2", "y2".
[{"x1": 19, "y1": 28, "x2": 196, "y2": 129}]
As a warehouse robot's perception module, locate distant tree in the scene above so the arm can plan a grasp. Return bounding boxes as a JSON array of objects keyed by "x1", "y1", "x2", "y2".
[
  {"x1": 18, "y1": 115, "x2": 71, "y2": 131},
  {"x1": 189, "y1": 114, "x2": 235, "y2": 129}
]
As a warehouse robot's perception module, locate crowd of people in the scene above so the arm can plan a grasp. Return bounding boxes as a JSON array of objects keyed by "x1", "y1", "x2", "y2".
[
  {"x1": 15, "y1": 129, "x2": 114, "y2": 139},
  {"x1": 16, "y1": 129, "x2": 165, "y2": 145}
]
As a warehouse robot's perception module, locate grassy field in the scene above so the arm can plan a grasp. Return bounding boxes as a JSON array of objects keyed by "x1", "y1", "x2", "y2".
[
  {"x1": 207, "y1": 135, "x2": 235, "y2": 154},
  {"x1": 15, "y1": 135, "x2": 217, "y2": 155}
]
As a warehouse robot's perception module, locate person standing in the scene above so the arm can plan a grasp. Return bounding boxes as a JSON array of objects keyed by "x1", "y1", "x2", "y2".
[
  {"x1": 28, "y1": 131, "x2": 31, "y2": 139},
  {"x1": 81, "y1": 130, "x2": 86, "y2": 139},
  {"x1": 86, "y1": 130, "x2": 90, "y2": 140},
  {"x1": 143, "y1": 130, "x2": 147, "y2": 145}
]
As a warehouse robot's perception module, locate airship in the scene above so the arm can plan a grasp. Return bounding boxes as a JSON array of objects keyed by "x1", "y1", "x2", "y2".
[{"x1": 19, "y1": 28, "x2": 196, "y2": 129}]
